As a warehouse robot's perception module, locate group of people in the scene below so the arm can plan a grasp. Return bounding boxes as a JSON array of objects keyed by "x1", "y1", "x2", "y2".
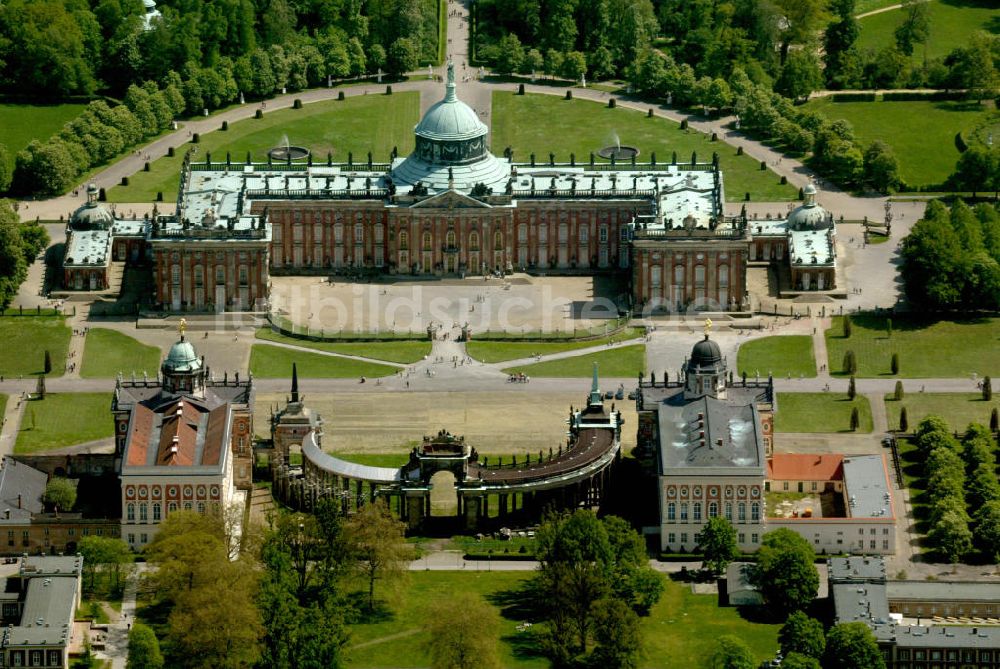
[{"x1": 507, "y1": 373, "x2": 530, "y2": 383}]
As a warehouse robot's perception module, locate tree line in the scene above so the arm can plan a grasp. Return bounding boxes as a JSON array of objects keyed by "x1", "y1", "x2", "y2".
[
  {"x1": 909, "y1": 416, "x2": 1000, "y2": 564},
  {"x1": 0, "y1": 201, "x2": 50, "y2": 308},
  {"x1": 0, "y1": 0, "x2": 439, "y2": 100},
  {"x1": 901, "y1": 200, "x2": 1000, "y2": 311}
]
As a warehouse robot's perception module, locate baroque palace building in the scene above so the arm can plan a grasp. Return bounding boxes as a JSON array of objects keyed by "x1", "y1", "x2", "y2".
[{"x1": 64, "y1": 63, "x2": 837, "y2": 312}]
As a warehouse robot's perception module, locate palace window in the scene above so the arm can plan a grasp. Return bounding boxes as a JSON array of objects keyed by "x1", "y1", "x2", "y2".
[
  {"x1": 139, "y1": 504, "x2": 147, "y2": 522},
  {"x1": 558, "y1": 223, "x2": 568, "y2": 243},
  {"x1": 355, "y1": 223, "x2": 364, "y2": 243},
  {"x1": 674, "y1": 265, "x2": 684, "y2": 287},
  {"x1": 470, "y1": 232, "x2": 479, "y2": 250},
  {"x1": 725, "y1": 502, "x2": 732, "y2": 521},
  {"x1": 579, "y1": 226, "x2": 588, "y2": 243},
  {"x1": 599, "y1": 225, "x2": 608, "y2": 242},
  {"x1": 718, "y1": 265, "x2": 729, "y2": 288},
  {"x1": 494, "y1": 230, "x2": 503, "y2": 248},
  {"x1": 272, "y1": 225, "x2": 282, "y2": 243},
  {"x1": 239, "y1": 265, "x2": 248, "y2": 286},
  {"x1": 168, "y1": 502, "x2": 177, "y2": 513},
  {"x1": 651, "y1": 266, "x2": 662, "y2": 289},
  {"x1": 184, "y1": 502, "x2": 192, "y2": 511},
  {"x1": 335, "y1": 223, "x2": 344, "y2": 244},
  {"x1": 194, "y1": 266, "x2": 203, "y2": 287},
  {"x1": 313, "y1": 226, "x2": 323, "y2": 243},
  {"x1": 152, "y1": 503, "x2": 161, "y2": 521},
  {"x1": 447, "y1": 230, "x2": 456, "y2": 247},
  {"x1": 693, "y1": 502, "x2": 702, "y2": 521},
  {"x1": 680, "y1": 503, "x2": 688, "y2": 522},
  {"x1": 667, "y1": 502, "x2": 676, "y2": 521},
  {"x1": 708, "y1": 502, "x2": 718, "y2": 518},
  {"x1": 171, "y1": 264, "x2": 180, "y2": 286},
  {"x1": 738, "y1": 502, "x2": 746, "y2": 522},
  {"x1": 374, "y1": 224, "x2": 384, "y2": 244},
  {"x1": 518, "y1": 224, "x2": 527, "y2": 243},
  {"x1": 399, "y1": 231, "x2": 408, "y2": 250},
  {"x1": 422, "y1": 232, "x2": 432, "y2": 251},
  {"x1": 695, "y1": 265, "x2": 706, "y2": 287},
  {"x1": 751, "y1": 502, "x2": 760, "y2": 522},
  {"x1": 216, "y1": 265, "x2": 225, "y2": 284},
  {"x1": 538, "y1": 225, "x2": 548, "y2": 243},
  {"x1": 127, "y1": 504, "x2": 135, "y2": 522},
  {"x1": 197, "y1": 502, "x2": 206, "y2": 514}
]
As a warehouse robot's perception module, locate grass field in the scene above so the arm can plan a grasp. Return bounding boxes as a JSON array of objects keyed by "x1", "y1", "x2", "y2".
[
  {"x1": 467, "y1": 328, "x2": 642, "y2": 363},
  {"x1": 885, "y1": 393, "x2": 999, "y2": 431},
  {"x1": 81, "y1": 328, "x2": 161, "y2": 378},
  {"x1": 774, "y1": 393, "x2": 874, "y2": 433},
  {"x1": 15, "y1": 393, "x2": 113, "y2": 454},
  {"x1": 0, "y1": 316, "x2": 71, "y2": 377},
  {"x1": 502, "y1": 344, "x2": 645, "y2": 377},
  {"x1": 825, "y1": 314, "x2": 1000, "y2": 378},
  {"x1": 249, "y1": 344, "x2": 399, "y2": 378},
  {"x1": 0, "y1": 103, "x2": 86, "y2": 175},
  {"x1": 344, "y1": 571, "x2": 780, "y2": 668},
  {"x1": 491, "y1": 93, "x2": 798, "y2": 202},
  {"x1": 805, "y1": 98, "x2": 990, "y2": 188},
  {"x1": 256, "y1": 329, "x2": 430, "y2": 363},
  {"x1": 857, "y1": 0, "x2": 1000, "y2": 61},
  {"x1": 107, "y1": 93, "x2": 421, "y2": 203},
  {"x1": 736, "y1": 336, "x2": 817, "y2": 379}
]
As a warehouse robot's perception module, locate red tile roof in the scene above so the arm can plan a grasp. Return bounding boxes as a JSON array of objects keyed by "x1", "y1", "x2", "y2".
[
  {"x1": 767, "y1": 454, "x2": 844, "y2": 481},
  {"x1": 125, "y1": 398, "x2": 228, "y2": 468}
]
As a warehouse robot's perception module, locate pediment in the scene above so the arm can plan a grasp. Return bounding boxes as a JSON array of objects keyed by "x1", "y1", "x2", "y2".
[{"x1": 409, "y1": 189, "x2": 491, "y2": 209}]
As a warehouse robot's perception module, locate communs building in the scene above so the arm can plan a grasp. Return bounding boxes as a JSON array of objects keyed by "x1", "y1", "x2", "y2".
[
  {"x1": 830, "y1": 556, "x2": 1000, "y2": 668},
  {"x1": 61, "y1": 63, "x2": 838, "y2": 313}
]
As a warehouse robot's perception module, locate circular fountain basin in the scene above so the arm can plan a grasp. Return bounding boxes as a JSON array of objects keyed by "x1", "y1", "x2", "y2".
[
  {"x1": 597, "y1": 145, "x2": 639, "y2": 161},
  {"x1": 268, "y1": 145, "x2": 310, "y2": 161}
]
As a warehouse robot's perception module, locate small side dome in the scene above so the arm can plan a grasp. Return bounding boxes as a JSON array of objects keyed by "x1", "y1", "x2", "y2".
[
  {"x1": 788, "y1": 183, "x2": 831, "y2": 230},
  {"x1": 70, "y1": 186, "x2": 114, "y2": 230},
  {"x1": 162, "y1": 336, "x2": 202, "y2": 374}
]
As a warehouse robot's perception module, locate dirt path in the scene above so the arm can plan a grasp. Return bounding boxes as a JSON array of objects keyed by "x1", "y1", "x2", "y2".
[{"x1": 350, "y1": 628, "x2": 421, "y2": 650}]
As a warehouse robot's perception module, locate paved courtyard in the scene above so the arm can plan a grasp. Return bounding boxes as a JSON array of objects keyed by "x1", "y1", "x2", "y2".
[{"x1": 269, "y1": 274, "x2": 627, "y2": 334}]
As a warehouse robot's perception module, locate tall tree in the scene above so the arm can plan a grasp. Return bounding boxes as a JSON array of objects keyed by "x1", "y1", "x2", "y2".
[
  {"x1": 894, "y1": 0, "x2": 930, "y2": 56},
  {"x1": 699, "y1": 516, "x2": 740, "y2": 575},
  {"x1": 772, "y1": 0, "x2": 826, "y2": 64},
  {"x1": 824, "y1": 0, "x2": 859, "y2": 87},
  {"x1": 0, "y1": 201, "x2": 27, "y2": 309},
  {"x1": 710, "y1": 634, "x2": 757, "y2": 669},
  {"x1": 779, "y1": 611, "x2": 825, "y2": 659},
  {"x1": 344, "y1": 499, "x2": 413, "y2": 612},
  {"x1": 750, "y1": 528, "x2": 819, "y2": 618},
  {"x1": 423, "y1": 592, "x2": 502, "y2": 669},
  {"x1": 126, "y1": 623, "x2": 164, "y2": 669},
  {"x1": 823, "y1": 623, "x2": 886, "y2": 669}
]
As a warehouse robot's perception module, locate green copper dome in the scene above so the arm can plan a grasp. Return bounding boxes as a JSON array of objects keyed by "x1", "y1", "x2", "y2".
[
  {"x1": 162, "y1": 336, "x2": 201, "y2": 374},
  {"x1": 413, "y1": 63, "x2": 487, "y2": 143},
  {"x1": 788, "y1": 184, "x2": 832, "y2": 231}
]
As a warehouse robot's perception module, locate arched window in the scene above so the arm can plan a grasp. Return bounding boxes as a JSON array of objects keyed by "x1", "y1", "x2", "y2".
[
  {"x1": 725, "y1": 502, "x2": 732, "y2": 521},
  {"x1": 693, "y1": 502, "x2": 702, "y2": 521},
  {"x1": 651, "y1": 266, "x2": 662, "y2": 289},
  {"x1": 709, "y1": 502, "x2": 718, "y2": 518},
  {"x1": 667, "y1": 502, "x2": 676, "y2": 521},
  {"x1": 197, "y1": 502, "x2": 206, "y2": 514},
  {"x1": 152, "y1": 503, "x2": 161, "y2": 521},
  {"x1": 446, "y1": 230, "x2": 456, "y2": 247},
  {"x1": 751, "y1": 502, "x2": 760, "y2": 522},
  {"x1": 399, "y1": 231, "x2": 408, "y2": 250},
  {"x1": 126, "y1": 504, "x2": 135, "y2": 522},
  {"x1": 184, "y1": 502, "x2": 192, "y2": 511},
  {"x1": 695, "y1": 265, "x2": 706, "y2": 287},
  {"x1": 680, "y1": 503, "x2": 688, "y2": 521},
  {"x1": 470, "y1": 231, "x2": 480, "y2": 251},
  {"x1": 738, "y1": 502, "x2": 746, "y2": 522},
  {"x1": 168, "y1": 502, "x2": 177, "y2": 513},
  {"x1": 354, "y1": 222, "x2": 364, "y2": 243},
  {"x1": 494, "y1": 230, "x2": 503, "y2": 248},
  {"x1": 718, "y1": 264, "x2": 729, "y2": 287},
  {"x1": 422, "y1": 232, "x2": 432, "y2": 251},
  {"x1": 139, "y1": 503, "x2": 148, "y2": 522}
]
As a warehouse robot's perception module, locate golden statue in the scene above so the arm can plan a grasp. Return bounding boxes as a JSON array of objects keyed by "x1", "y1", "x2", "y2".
[
  {"x1": 704, "y1": 318, "x2": 713, "y2": 337},
  {"x1": 179, "y1": 318, "x2": 187, "y2": 338}
]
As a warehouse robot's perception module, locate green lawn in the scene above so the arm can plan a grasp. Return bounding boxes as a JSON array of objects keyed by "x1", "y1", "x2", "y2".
[
  {"x1": 491, "y1": 93, "x2": 798, "y2": 202},
  {"x1": 15, "y1": 393, "x2": 113, "y2": 454},
  {"x1": 825, "y1": 314, "x2": 1000, "y2": 378},
  {"x1": 736, "y1": 335, "x2": 817, "y2": 378},
  {"x1": 468, "y1": 328, "x2": 643, "y2": 363},
  {"x1": 0, "y1": 103, "x2": 86, "y2": 178},
  {"x1": 857, "y1": 0, "x2": 1000, "y2": 61},
  {"x1": 107, "y1": 92, "x2": 421, "y2": 203},
  {"x1": 774, "y1": 393, "x2": 874, "y2": 433},
  {"x1": 502, "y1": 344, "x2": 645, "y2": 377},
  {"x1": 81, "y1": 328, "x2": 161, "y2": 378},
  {"x1": 885, "y1": 393, "x2": 999, "y2": 431},
  {"x1": 804, "y1": 98, "x2": 990, "y2": 188},
  {"x1": 0, "y1": 316, "x2": 71, "y2": 377},
  {"x1": 255, "y1": 329, "x2": 430, "y2": 364},
  {"x1": 249, "y1": 344, "x2": 399, "y2": 378},
  {"x1": 344, "y1": 571, "x2": 780, "y2": 669}
]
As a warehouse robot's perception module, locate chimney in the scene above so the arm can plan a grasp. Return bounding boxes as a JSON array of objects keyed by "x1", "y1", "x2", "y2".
[{"x1": 17, "y1": 494, "x2": 21, "y2": 510}]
